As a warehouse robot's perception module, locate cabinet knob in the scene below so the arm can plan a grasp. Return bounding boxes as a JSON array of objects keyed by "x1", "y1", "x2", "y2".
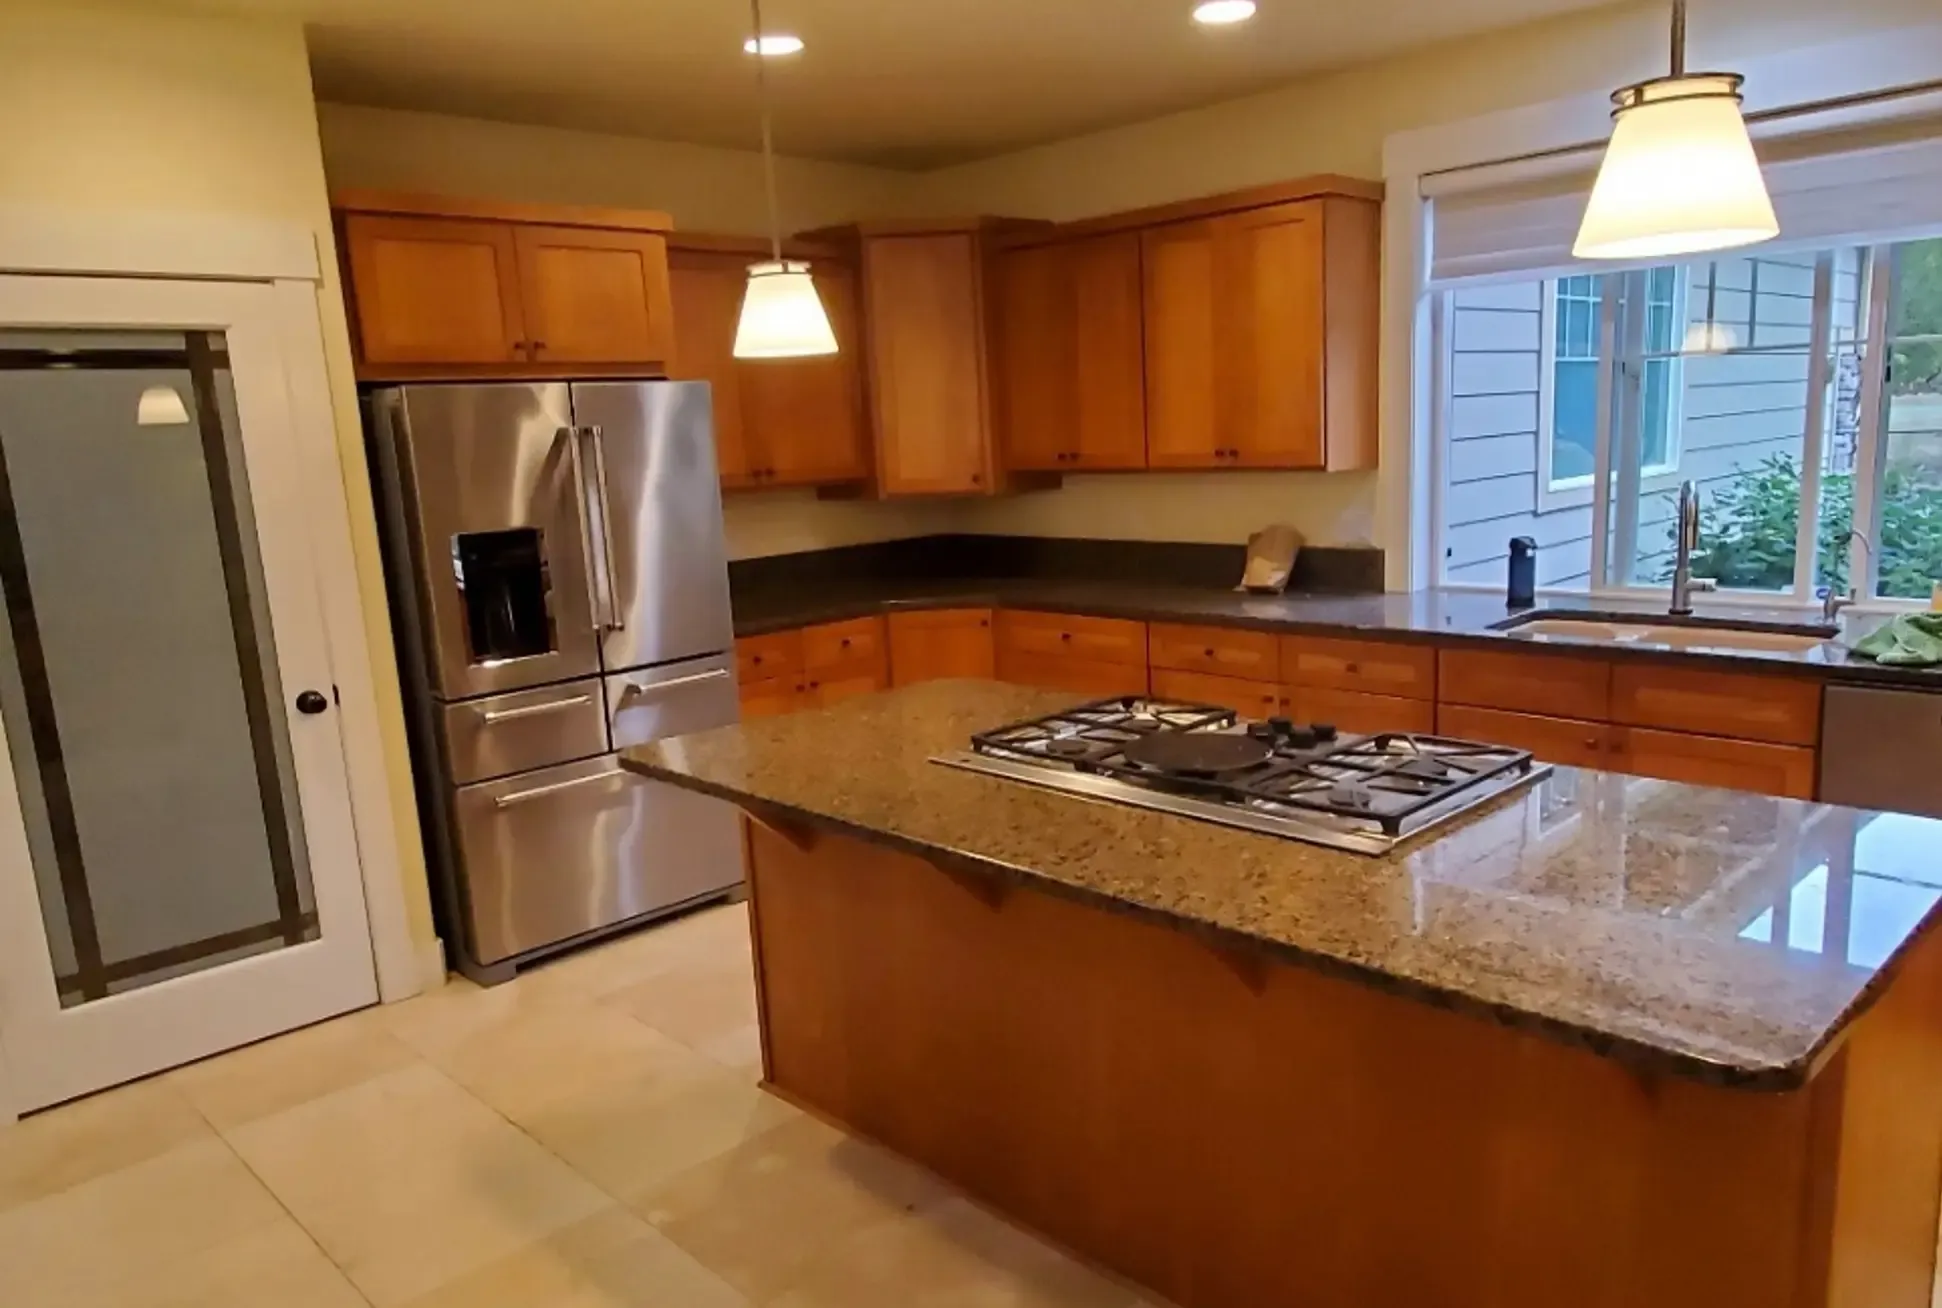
[
  {"x1": 971, "y1": 472, "x2": 983, "y2": 485},
  {"x1": 840, "y1": 638, "x2": 852, "y2": 648},
  {"x1": 1204, "y1": 648, "x2": 1216, "y2": 658},
  {"x1": 531, "y1": 340, "x2": 547, "y2": 353},
  {"x1": 1344, "y1": 662, "x2": 1360, "y2": 674},
  {"x1": 1059, "y1": 632, "x2": 1073, "y2": 642}
]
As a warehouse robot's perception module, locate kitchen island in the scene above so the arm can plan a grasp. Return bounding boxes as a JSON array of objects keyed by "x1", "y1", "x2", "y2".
[{"x1": 623, "y1": 680, "x2": 1942, "y2": 1308}]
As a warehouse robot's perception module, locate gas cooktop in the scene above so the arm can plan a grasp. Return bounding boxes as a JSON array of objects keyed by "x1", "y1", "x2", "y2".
[{"x1": 932, "y1": 696, "x2": 1552, "y2": 855}]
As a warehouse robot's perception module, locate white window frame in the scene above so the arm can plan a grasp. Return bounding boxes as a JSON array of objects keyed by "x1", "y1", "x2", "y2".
[{"x1": 1537, "y1": 271, "x2": 1688, "y2": 513}]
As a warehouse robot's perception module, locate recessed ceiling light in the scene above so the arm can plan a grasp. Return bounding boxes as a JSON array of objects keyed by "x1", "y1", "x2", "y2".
[
  {"x1": 743, "y1": 34, "x2": 804, "y2": 56},
  {"x1": 1192, "y1": 0, "x2": 1256, "y2": 25}
]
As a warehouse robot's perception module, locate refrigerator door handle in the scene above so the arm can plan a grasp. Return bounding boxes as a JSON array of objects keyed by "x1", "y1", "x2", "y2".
[
  {"x1": 562, "y1": 426, "x2": 605, "y2": 634},
  {"x1": 617, "y1": 668, "x2": 731, "y2": 703},
  {"x1": 584, "y1": 423, "x2": 626, "y2": 632}
]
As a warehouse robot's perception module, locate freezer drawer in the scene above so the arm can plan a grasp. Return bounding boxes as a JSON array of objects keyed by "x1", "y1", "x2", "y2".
[
  {"x1": 440, "y1": 677, "x2": 609, "y2": 785},
  {"x1": 453, "y1": 755, "x2": 742, "y2": 965},
  {"x1": 607, "y1": 653, "x2": 738, "y2": 749}
]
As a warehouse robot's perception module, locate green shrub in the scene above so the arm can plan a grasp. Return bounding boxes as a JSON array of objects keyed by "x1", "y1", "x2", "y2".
[{"x1": 1676, "y1": 453, "x2": 1942, "y2": 596}]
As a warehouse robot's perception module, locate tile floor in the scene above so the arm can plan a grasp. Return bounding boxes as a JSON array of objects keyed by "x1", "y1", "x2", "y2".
[{"x1": 0, "y1": 903, "x2": 1162, "y2": 1307}]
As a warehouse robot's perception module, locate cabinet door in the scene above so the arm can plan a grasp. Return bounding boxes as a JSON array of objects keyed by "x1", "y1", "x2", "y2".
[
  {"x1": 744, "y1": 263, "x2": 871, "y2": 487},
  {"x1": 668, "y1": 251, "x2": 754, "y2": 486},
  {"x1": 1282, "y1": 635, "x2": 1436, "y2": 701},
  {"x1": 1610, "y1": 665, "x2": 1821, "y2": 747},
  {"x1": 996, "y1": 651, "x2": 1147, "y2": 699},
  {"x1": 889, "y1": 609, "x2": 996, "y2": 686},
  {"x1": 343, "y1": 214, "x2": 527, "y2": 365},
  {"x1": 1215, "y1": 203, "x2": 1326, "y2": 469},
  {"x1": 866, "y1": 233, "x2": 992, "y2": 495},
  {"x1": 1150, "y1": 668, "x2": 1282, "y2": 719},
  {"x1": 1148, "y1": 623, "x2": 1280, "y2": 682},
  {"x1": 1436, "y1": 704, "x2": 1613, "y2": 770},
  {"x1": 513, "y1": 226, "x2": 673, "y2": 367},
  {"x1": 993, "y1": 242, "x2": 1075, "y2": 472},
  {"x1": 807, "y1": 669, "x2": 888, "y2": 709},
  {"x1": 1438, "y1": 648, "x2": 1614, "y2": 721},
  {"x1": 1069, "y1": 232, "x2": 1148, "y2": 470},
  {"x1": 801, "y1": 617, "x2": 889, "y2": 681},
  {"x1": 1141, "y1": 220, "x2": 1222, "y2": 468},
  {"x1": 1288, "y1": 686, "x2": 1436, "y2": 737},
  {"x1": 1611, "y1": 728, "x2": 1817, "y2": 799},
  {"x1": 739, "y1": 675, "x2": 805, "y2": 720}
]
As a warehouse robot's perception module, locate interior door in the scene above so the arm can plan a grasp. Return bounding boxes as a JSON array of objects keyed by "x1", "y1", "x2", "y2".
[{"x1": 0, "y1": 277, "x2": 376, "y2": 1112}]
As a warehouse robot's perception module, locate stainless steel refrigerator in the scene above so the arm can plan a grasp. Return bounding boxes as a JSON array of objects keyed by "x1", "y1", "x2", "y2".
[{"x1": 368, "y1": 381, "x2": 741, "y2": 983}]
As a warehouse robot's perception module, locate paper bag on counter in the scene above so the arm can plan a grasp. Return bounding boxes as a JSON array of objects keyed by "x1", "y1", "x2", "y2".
[{"x1": 1237, "y1": 525, "x2": 1303, "y2": 594}]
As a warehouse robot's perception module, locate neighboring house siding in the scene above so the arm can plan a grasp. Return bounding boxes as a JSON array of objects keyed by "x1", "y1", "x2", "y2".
[{"x1": 1444, "y1": 252, "x2": 1859, "y2": 590}]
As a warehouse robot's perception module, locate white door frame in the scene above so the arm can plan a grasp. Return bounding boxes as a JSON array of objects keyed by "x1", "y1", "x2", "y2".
[{"x1": 0, "y1": 208, "x2": 424, "y2": 1122}]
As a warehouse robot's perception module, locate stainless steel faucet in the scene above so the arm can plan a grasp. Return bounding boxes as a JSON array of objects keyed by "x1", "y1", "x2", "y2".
[
  {"x1": 1668, "y1": 480, "x2": 1714, "y2": 616},
  {"x1": 1821, "y1": 530, "x2": 1875, "y2": 623}
]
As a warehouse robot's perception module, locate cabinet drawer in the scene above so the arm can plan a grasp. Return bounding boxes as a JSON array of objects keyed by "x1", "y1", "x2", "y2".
[
  {"x1": 802, "y1": 616, "x2": 888, "y2": 675},
  {"x1": 738, "y1": 675, "x2": 804, "y2": 720},
  {"x1": 1289, "y1": 686, "x2": 1436, "y2": 737},
  {"x1": 1438, "y1": 648, "x2": 1612, "y2": 720},
  {"x1": 1282, "y1": 636, "x2": 1435, "y2": 700},
  {"x1": 997, "y1": 650, "x2": 1148, "y2": 699},
  {"x1": 737, "y1": 630, "x2": 803, "y2": 682},
  {"x1": 996, "y1": 611, "x2": 1147, "y2": 667},
  {"x1": 807, "y1": 669, "x2": 889, "y2": 709},
  {"x1": 1151, "y1": 667, "x2": 1283, "y2": 718},
  {"x1": 1611, "y1": 664, "x2": 1821, "y2": 746},
  {"x1": 1613, "y1": 727, "x2": 1817, "y2": 800},
  {"x1": 1436, "y1": 704, "x2": 1613, "y2": 770},
  {"x1": 440, "y1": 677, "x2": 610, "y2": 785},
  {"x1": 1148, "y1": 623, "x2": 1280, "y2": 682}
]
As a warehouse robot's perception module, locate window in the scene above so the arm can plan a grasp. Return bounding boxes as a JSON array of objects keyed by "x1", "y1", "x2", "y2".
[{"x1": 1437, "y1": 236, "x2": 1940, "y2": 603}]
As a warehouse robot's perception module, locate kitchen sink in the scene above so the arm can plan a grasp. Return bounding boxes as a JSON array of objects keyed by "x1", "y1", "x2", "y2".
[{"x1": 1493, "y1": 613, "x2": 1837, "y2": 654}]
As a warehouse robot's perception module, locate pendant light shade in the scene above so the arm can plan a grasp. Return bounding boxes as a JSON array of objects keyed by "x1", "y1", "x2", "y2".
[
  {"x1": 734, "y1": 261, "x2": 838, "y2": 358},
  {"x1": 734, "y1": 0, "x2": 840, "y2": 359},
  {"x1": 136, "y1": 385, "x2": 190, "y2": 426},
  {"x1": 1574, "y1": 3, "x2": 1777, "y2": 261}
]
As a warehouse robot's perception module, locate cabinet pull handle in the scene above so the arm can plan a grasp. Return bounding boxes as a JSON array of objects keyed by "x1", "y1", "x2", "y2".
[{"x1": 480, "y1": 694, "x2": 592, "y2": 725}]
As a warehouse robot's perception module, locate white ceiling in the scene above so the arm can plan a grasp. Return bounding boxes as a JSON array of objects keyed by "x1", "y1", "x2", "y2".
[{"x1": 184, "y1": 0, "x2": 1621, "y2": 169}]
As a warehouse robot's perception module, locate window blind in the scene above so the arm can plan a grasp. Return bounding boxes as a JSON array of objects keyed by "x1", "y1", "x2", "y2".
[{"x1": 1428, "y1": 102, "x2": 1942, "y2": 285}]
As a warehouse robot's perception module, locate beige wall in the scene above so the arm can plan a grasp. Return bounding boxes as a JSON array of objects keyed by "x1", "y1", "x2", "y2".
[
  {"x1": 0, "y1": 1, "x2": 438, "y2": 962},
  {"x1": 319, "y1": 101, "x2": 938, "y2": 559},
  {"x1": 929, "y1": 0, "x2": 1936, "y2": 550}
]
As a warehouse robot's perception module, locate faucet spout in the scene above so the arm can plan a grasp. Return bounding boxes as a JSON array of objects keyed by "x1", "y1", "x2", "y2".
[{"x1": 1669, "y1": 480, "x2": 1703, "y2": 617}]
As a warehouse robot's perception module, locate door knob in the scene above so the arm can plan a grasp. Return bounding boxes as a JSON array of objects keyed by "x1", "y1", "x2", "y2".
[{"x1": 296, "y1": 689, "x2": 330, "y2": 715}]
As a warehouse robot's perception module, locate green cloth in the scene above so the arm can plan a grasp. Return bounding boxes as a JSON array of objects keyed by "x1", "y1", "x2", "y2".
[{"x1": 1852, "y1": 613, "x2": 1942, "y2": 666}]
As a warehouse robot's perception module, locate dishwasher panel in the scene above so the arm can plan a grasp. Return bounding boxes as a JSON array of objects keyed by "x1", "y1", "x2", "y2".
[{"x1": 1819, "y1": 685, "x2": 1942, "y2": 818}]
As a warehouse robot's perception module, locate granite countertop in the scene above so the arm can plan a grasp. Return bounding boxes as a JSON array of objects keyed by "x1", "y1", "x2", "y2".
[
  {"x1": 625, "y1": 680, "x2": 1942, "y2": 1091},
  {"x1": 732, "y1": 579, "x2": 1942, "y2": 689}
]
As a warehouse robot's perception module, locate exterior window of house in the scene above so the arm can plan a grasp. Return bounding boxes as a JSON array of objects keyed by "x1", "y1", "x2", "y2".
[{"x1": 1437, "y1": 240, "x2": 1940, "y2": 600}]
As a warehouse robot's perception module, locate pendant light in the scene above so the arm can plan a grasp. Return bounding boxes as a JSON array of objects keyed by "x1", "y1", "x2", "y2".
[
  {"x1": 136, "y1": 385, "x2": 190, "y2": 426},
  {"x1": 732, "y1": 0, "x2": 838, "y2": 359},
  {"x1": 1574, "y1": 0, "x2": 1778, "y2": 261}
]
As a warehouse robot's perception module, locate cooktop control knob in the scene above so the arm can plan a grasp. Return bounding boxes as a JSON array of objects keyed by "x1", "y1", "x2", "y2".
[
  {"x1": 1313, "y1": 723, "x2": 1338, "y2": 743},
  {"x1": 1286, "y1": 727, "x2": 1320, "y2": 750}
]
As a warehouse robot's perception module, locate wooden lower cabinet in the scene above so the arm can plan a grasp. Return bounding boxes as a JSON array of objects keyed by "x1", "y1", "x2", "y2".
[
  {"x1": 1439, "y1": 648, "x2": 1613, "y2": 721},
  {"x1": 804, "y1": 670, "x2": 888, "y2": 709},
  {"x1": 1436, "y1": 704, "x2": 1614, "y2": 771},
  {"x1": 998, "y1": 651, "x2": 1147, "y2": 699},
  {"x1": 889, "y1": 609, "x2": 996, "y2": 686},
  {"x1": 1289, "y1": 685, "x2": 1435, "y2": 736},
  {"x1": 1150, "y1": 667, "x2": 1281, "y2": 718},
  {"x1": 738, "y1": 675, "x2": 806, "y2": 720},
  {"x1": 1612, "y1": 727, "x2": 1817, "y2": 800},
  {"x1": 1611, "y1": 664, "x2": 1822, "y2": 748}
]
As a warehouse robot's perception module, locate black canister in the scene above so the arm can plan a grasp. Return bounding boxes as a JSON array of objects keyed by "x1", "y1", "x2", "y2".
[{"x1": 1507, "y1": 537, "x2": 1537, "y2": 608}]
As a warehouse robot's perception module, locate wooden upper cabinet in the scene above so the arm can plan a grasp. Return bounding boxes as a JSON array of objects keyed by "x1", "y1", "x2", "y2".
[
  {"x1": 667, "y1": 243, "x2": 868, "y2": 491},
  {"x1": 993, "y1": 232, "x2": 1146, "y2": 472},
  {"x1": 742, "y1": 263, "x2": 869, "y2": 486},
  {"x1": 668, "y1": 250, "x2": 753, "y2": 485},
  {"x1": 1140, "y1": 195, "x2": 1377, "y2": 472},
  {"x1": 862, "y1": 231, "x2": 995, "y2": 496},
  {"x1": 342, "y1": 214, "x2": 526, "y2": 366},
  {"x1": 334, "y1": 191, "x2": 675, "y2": 378},
  {"x1": 513, "y1": 226, "x2": 672, "y2": 367}
]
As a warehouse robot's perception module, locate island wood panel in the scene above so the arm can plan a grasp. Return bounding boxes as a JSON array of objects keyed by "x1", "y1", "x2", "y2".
[
  {"x1": 1436, "y1": 704, "x2": 1614, "y2": 770},
  {"x1": 342, "y1": 214, "x2": 527, "y2": 366},
  {"x1": 744, "y1": 823, "x2": 1942, "y2": 1308},
  {"x1": 1286, "y1": 684, "x2": 1436, "y2": 736},
  {"x1": 1282, "y1": 634, "x2": 1436, "y2": 700},
  {"x1": 1611, "y1": 664, "x2": 1823, "y2": 747},
  {"x1": 512, "y1": 225, "x2": 672, "y2": 367},
  {"x1": 1612, "y1": 727, "x2": 1818, "y2": 800},
  {"x1": 1148, "y1": 623, "x2": 1280, "y2": 683},
  {"x1": 888, "y1": 609, "x2": 996, "y2": 686},
  {"x1": 1439, "y1": 647, "x2": 1614, "y2": 721},
  {"x1": 1150, "y1": 667, "x2": 1283, "y2": 718}
]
